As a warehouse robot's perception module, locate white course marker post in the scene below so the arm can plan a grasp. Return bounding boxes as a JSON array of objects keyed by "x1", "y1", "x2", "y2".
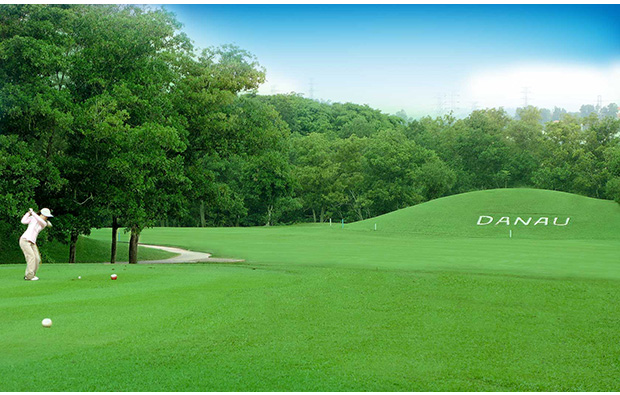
[
  {"x1": 330, "y1": 218, "x2": 332, "y2": 226},
  {"x1": 341, "y1": 219, "x2": 344, "y2": 229},
  {"x1": 509, "y1": 229, "x2": 512, "y2": 238},
  {"x1": 374, "y1": 223, "x2": 377, "y2": 231}
]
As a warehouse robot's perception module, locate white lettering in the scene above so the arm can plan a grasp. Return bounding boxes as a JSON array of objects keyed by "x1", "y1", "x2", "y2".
[
  {"x1": 477, "y1": 216, "x2": 494, "y2": 225},
  {"x1": 514, "y1": 217, "x2": 532, "y2": 226},
  {"x1": 496, "y1": 217, "x2": 510, "y2": 226},
  {"x1": 476, "y1": 215, "x2": 571, "y2": 226},
  {"x1": 534, "y1": 217, "x2": 549, "y2": 226}
]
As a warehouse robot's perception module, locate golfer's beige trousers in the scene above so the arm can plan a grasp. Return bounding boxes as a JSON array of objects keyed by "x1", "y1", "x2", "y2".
[{"x1": 20, "y1": 237, "x2": 41, "y2": 280}]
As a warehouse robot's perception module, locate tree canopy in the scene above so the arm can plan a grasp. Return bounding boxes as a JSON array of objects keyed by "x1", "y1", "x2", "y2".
[{"x1": 1, "y1": 5, "x2": 619, "y2": 262}]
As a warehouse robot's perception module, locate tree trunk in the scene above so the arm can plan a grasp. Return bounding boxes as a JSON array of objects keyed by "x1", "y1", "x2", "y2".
[
  {"x1": 69, "y1": 231, "x2": 78, "y2": 263},
  {"x1": 320, "y1": 206, "x2": 325, "y2": 223},
  {"x1": 356, "y1": 207, "x2": 364, "y2": 221},
  {"x1": 129, "y1": 227, "x2": 140, "y2": 264},
  {"x1": 312, "y1": 208, "x2": 317, "y2": 223},
  {"x1": 266, "y1": 205, "x2": 273, "y2": 226},
  {"x1": 200, "y1": 200, "x2": 206, "y2": 227},
  {"x1": 111, "y1": 216, "x2": 118, "y2": 264}
]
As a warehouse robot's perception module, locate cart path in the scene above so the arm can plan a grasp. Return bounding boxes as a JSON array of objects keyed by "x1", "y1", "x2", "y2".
[{"x1": 134, "y1": 244, "x2": 244, "y2": 264}]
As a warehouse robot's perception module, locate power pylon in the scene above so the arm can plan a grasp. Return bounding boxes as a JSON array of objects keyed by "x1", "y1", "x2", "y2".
[{"x1": 521, "y1": 87, "x2": 530, "y2": 107}]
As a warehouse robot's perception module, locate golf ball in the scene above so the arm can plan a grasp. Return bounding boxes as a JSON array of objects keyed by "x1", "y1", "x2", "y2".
[
  {"x1": 42, "y1": 318, "x2": 52, "y2": 328},
  {"x1": 111, "y1": 274, "x2": 117, "y2": 280},
  {"x1": 78, "y1": 276, "x2": 81, "y2": 279}
]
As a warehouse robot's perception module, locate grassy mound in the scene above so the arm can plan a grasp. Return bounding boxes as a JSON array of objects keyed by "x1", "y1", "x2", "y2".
[{"x1": 348, "y1": 188, "x2": 620, "y2": 240}]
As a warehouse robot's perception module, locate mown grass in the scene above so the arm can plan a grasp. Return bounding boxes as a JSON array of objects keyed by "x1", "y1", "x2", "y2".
[
  {"x1": 2, "y1": 261, "x2": 620, "y2": 391},
  {"x1": 92, "y1": 225, "x2": 620, "y2": 281},
  {"x1": 349, "y1": 188, "x2": 620, "y2": 240},
  {"x1": 0, "y1": 233, "x2": 174, "y2": 264},
  {"x1": 2, "y1": 189, "x2": 620, "y2": 391}
]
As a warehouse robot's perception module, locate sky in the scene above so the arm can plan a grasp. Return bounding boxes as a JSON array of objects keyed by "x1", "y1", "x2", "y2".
[{"x1": 162, "y1": 4, "x2": 620, "y2": 118}]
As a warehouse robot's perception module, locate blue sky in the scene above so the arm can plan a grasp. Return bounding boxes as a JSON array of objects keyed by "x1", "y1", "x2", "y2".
[{"x1": 163, "y1": 4, "x2": 620, "y2": 118}]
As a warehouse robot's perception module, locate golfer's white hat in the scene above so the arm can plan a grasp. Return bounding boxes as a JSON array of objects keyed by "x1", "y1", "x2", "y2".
[{"x1": 41, "y1": 208, "x2": 54, "y2": 218}]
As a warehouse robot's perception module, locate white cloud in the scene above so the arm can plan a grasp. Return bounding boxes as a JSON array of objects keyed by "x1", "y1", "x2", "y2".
[{"x1": 465, "y1": 63, "x2": 620, "y2": 111}]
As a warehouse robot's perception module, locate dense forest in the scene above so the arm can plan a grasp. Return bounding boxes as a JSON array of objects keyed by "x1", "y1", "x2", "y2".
[{"x1": 2, "y1": 5, "x2": 620, "y2": 262}]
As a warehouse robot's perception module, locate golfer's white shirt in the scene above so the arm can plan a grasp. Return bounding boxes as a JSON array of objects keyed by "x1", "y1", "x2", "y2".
[{"x1": 20, "y1": 212, "x2": 51, "y2": 244}]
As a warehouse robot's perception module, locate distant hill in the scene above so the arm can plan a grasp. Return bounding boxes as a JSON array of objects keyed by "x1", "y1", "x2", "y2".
[{"x1": 348, "y1": 188, "x2": 620, "y2": 240}]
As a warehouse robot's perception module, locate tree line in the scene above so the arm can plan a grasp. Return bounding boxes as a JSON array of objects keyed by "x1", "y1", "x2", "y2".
[{"x1": 1, "y1": 5, "x2": 619, "y2": 263}]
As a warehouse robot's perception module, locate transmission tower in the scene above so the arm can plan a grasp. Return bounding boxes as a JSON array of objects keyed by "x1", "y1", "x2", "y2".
[{"x1": 521, "y1": 87, "x2": 530, "y2": 107}]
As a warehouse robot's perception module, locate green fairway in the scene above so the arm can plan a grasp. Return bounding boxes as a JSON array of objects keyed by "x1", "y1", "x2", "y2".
[{"x1": 2, "y1": 189, "x2": 620, "y2": 391}]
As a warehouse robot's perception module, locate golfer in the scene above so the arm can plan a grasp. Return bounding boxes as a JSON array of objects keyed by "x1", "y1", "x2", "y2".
[{"x1": 20, "y1": 208, "x2": 53, "y2": 281}]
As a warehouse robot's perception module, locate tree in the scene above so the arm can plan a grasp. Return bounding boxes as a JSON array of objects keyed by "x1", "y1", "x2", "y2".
[
  {"x1": 0, "y1": 4, "x2": 77, "y2": 257},
  {"x1": 551, "y1": 107, "x2": 567, "y2": 121},
  {"x1": 406, "y1": 113, "x2": 456, "y2": 148},
  {"x1": 414, "y1": 159, "x2": 456, "y2": 200},
  {"x1": 515, "y1": 106, "x2": 542, "y2": 124},
  {"x1": 530, "y1": 115, "x2": 616, "y2": 198},
  {"x1": 580, "y1": 104, "x2": 597, "y2": 119},
  {"x1": 332, "y1": 102, "x2": 405, "y2": 139},
  {"x1": 290, "y1": 133, "x2": 340, "y2": 223},
  {"x1": 241, "y1": 150, "x2": 298, "y2": 226},
  {"x1": 600, "y1": 103, "x2": 619, "y2": 119},
  {"x1": 502, "y1": 109, "x2": 545, "y2": 187},
  {"x1": 394, "y1": 109, "x2": 411, "y2": 123},
  {"x1": 0, "y1": 135, "x2": 43, "y2": 246},
  {"x1": 540, "y1": 108, "x2": 552, "y2": 124},
  {"x1": 605, "y1": 144, "x2": 620, "y2": 203},
  {"x1": 425, "y1": 109, "x2": 511, "y2": 192},
  {"x1": 363, "y1": 129, "x2": 437, "y2": 215},
  {"x1": 176, "y1": 45, "x2": 267, "y2": 227},
  {"x1": 257, "y1": 94, "x2": 335, "y2": 136},
  {"x1": 68, "y1": 5, "x2": 193, "y2": 263}
]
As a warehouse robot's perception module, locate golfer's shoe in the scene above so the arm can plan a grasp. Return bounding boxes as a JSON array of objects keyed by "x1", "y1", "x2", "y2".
[{"x1": 24, "y1": 276, "x2": 39, "y2": 281}]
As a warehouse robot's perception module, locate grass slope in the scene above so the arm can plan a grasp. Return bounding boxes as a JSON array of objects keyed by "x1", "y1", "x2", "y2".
[
  {"x1": 2, "y1": 189, "x2": 620, "y2": 391},
  {"x1": 348, "y1": 188, "x2": 620, "y2": 239}
]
